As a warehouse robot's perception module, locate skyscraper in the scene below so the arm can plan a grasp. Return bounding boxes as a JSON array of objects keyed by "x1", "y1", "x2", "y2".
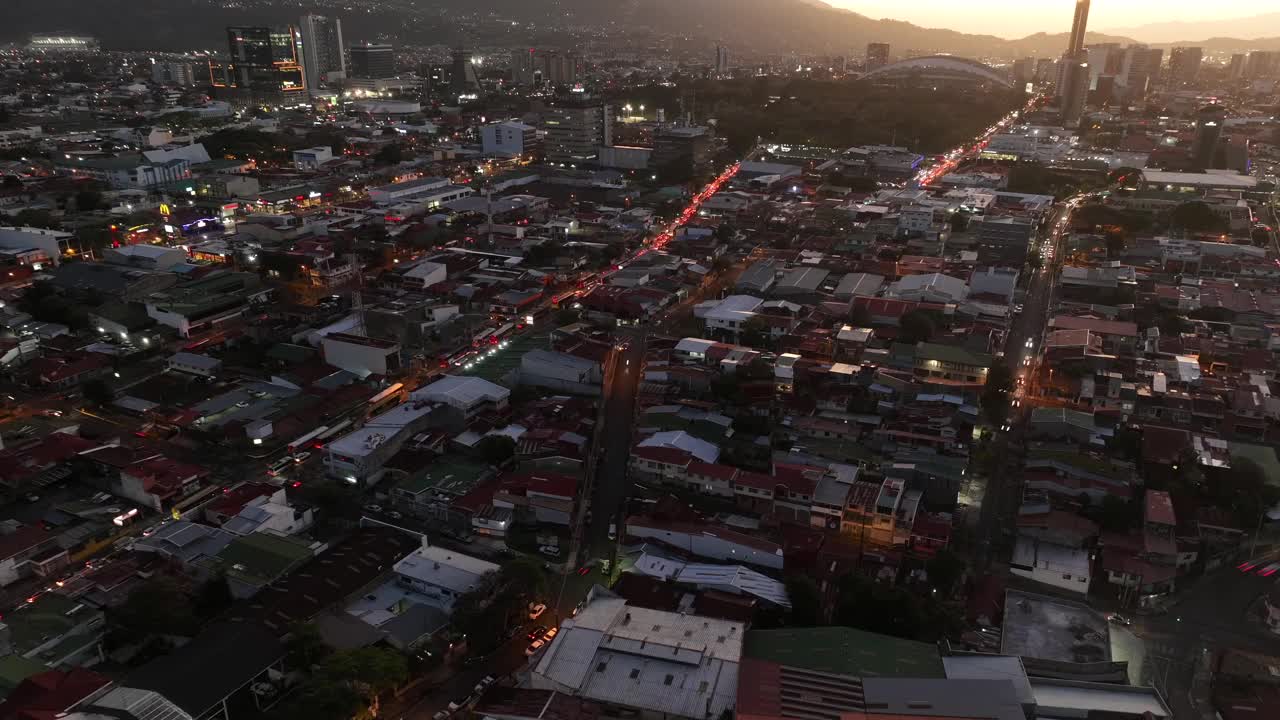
[
  {"x1": 715, "y1": 45, "x2": 729, "y2": 76},
  {"x1": 1118, "y1": 45, "x2": 1163, "y2": 99},
  {"x1": 1228, "y1": 54, "x2": 1247, "y2": 80},
  {"x1": 219, "y1": 26, "x2": 306, "y2": 97},
  {"x1": 1067, "y1": 0, "x2": 1091, "y2": 55},
  {"x1": 1168, "y1": 47, "x2": 1203, "y2": 85},
  {"x1": 543, "y1": 97, "x2": 612, "y2": 166},
  {"x1": 1246, "y1": 51, "x2": 1278, "y2": 79},
  {"x1": 451, "y1": 49, "x2": 482, "y2": 97},
  {"x1": 1192, "y1": 104, "x2": 1227, "y2": 170},
  {"x1": 348, "y1": 43, "x2": 395, "y2": 79},
  {"x1": 1058, "y1": 0, "x2": 1090, "y2": 128},
  {"x1": 866, "y1": 43, "x2": 890, "y2": 71},
  {"x1": 299, "y1": 14, "x2": 345, "y2": 90}
]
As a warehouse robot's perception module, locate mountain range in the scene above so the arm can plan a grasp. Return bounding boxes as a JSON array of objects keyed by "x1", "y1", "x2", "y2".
[
  {"x1": 1103, "y1": 12, "x2": 1280, "y2": 44},
  {"x1": 6, "y1": 0, "x2": 1280, "y2": 58}
]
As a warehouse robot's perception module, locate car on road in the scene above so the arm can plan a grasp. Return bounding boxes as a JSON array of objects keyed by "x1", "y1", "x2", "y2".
[
  {"x1": 292, "y1": 451, "x2": 311, "y2": 463},
  {"x1": 608, "y1": 522, "x2": 617, "y2": 541},
  {"x1": 474, "y1": 675, "x2": 497, "y2": 693},
  {"x1": 1106, "y1": 613, "x2": 1132, "y2": 626},
  {"x1": 1013, "y1": 304, "x2": 1024, "y2": 315},
  {"x1": 543, "y1": 627, "x2": 559, "y2": 641},
  {"x1": 388, "y1": 511, "x2": 403, "y2": 521},
  {"x1": 528, "y1": 603, "x2": 547, "y2": 620},
  {"x1": 539, "y1": 545, "x2": 561, "y2": 558},
  {"x1": 267, "y1": 458, "x2": 292, "y2": 476},
  {"x1": 528, "y1": 624, "x2": 548, "y2": 640},
  {"x1": 525, "y1": 638, "x2": 547, "y2": 656},
  {"x1": 433, "y1": 712, "x2": 450, "y2": 720},
  {"x1": 365, "y1": 504, "x2": 382, "y2": 513}
]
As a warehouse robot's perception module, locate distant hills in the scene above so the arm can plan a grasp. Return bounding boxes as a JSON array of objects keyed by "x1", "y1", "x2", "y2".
[
  {"x1": 5, "y1": 0, "x2": 1280, "y2": 58},
  {"x1": 1104, "y1": 13, "x2": 1280, "y2": 44}
]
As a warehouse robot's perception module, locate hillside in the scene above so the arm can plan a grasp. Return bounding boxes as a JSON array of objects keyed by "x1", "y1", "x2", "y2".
[{"x1": 5, "y1": 0, "x2": 1271, "y2": 58}]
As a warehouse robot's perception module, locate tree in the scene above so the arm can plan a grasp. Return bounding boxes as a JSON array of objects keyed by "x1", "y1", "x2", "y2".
[
  {"x1": 475, "y1": 435, "x2": 517, "y2": 466},
  {"x1": 82, "y1": 378, "x2": 114, "y2": 406},
  {"x1": 1026, "y1": 249, "x2": 1043, "y2": 270},
  {"x1": 898, "y1": 310, "x2": 936, "y2": 344},
  {"x1": 109, "y1": 579, "x2": 197, "y2": 640},
  {"x1": 74, "y1": 189, "x2": 102, "y2": 212},
  {"x1": 1170, "y1": 201, "x2": 1227, "y2": 234},
  {"x1": 926, "y1": 549, "x2": 964, "y2": 597},
  {"x1": 739, "y1": 316, "x2": 771, "y2": 349},
  {"x1": 785, "y1": 575, "x2": 823, "y2": 626},
  {"x1": 286, "y1": 623, "x2": 330, "y2": 670},
  {"x1": 980, "y1": 363, "x2": 1013, "y2": 426},
  {"x1": 374, "y1": 143, "x2": 405, "y2": 165},
  {"x1": 1097, "y1": 495, "x2": 1134, "y2": 532},
  {"x1": 850, "y1": 303, "x2": 872, "y2": 328}
]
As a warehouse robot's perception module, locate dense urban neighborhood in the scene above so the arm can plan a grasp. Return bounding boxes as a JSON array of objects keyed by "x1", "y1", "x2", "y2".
[{"x1": 1, "y1": 1, "x2": 1280, "y2": 720}]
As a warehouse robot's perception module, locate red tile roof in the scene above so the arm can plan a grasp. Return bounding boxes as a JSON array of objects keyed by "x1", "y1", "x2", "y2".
[
  {"x1": 498, "y1": 471, "x2": 577, "y2": 499},
  {"x1": 0, "y1": 668, "x2": 111, "y2": 720},
  {"x1": 0, "y1": 524, "x2": 52, "y2": 561},
  {"x1": 687, "y1": 461, "x2": 740, "y2": 482},
  {"x1": 1145, "y1": 490, "x2": 1177, "y2": 527}
]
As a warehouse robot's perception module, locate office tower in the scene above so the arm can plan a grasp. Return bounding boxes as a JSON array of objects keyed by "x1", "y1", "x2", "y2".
[
  {"x1": 1034, "y1": 58, "x2": 1058, "y2": 86},
  {"x1": 715, "y1": 45, "x2": 729, "y2": 75},
  {"x1": 543, "y1": 97, "x2": 612, "y2": 166},
  {"x1": 1060, "y1": 56, "x2": 1089, "y2": 129},
  {"x1": 152, "y1": 61, "x2": 196, "y2": 87},
  {"x1": 1058, "y1": 1, "x2": 1090, "y2": 128},
  {"x1": 1192, "y1": 104, "x2": 1227, "y2": 170},
  {"x1": 1012, "y1": 57, "x2": 1036, "y2": 86},
  {"x1": 1067, "y1": 0, "x2": 1091, "y2": 55},
  {"x1": 652, "y1": 126, "x2": 714, "y2": 177},
  {"x1": 543, "y1": 51, "x2": 582, "y2": 87},
  {"x1": 220, "y1": 26, "x2": 306, "y2": 96},
  {"x1": 1168, "y1": 47, "x2": 1203, "y2": 85},
  {"x1": 451, "y1": 49, "x2": 483, "y2": 97},
  {"x1": 349, "y1": 43, "x2": 395, "y2": 79},
  {"x1": 1246, "y1": 51, "x2": 1278, "y2": 79},
  {"x1": 299, "y1": 14, "x2": 345, "y2": 90},
  {"x1": 512, "y1": 48, "x2": 538, "y2": 86},
  {"x1": 866, "y1": 43, "x2": 890, "y2": 71},
  {"x1": 1228, "y1": 53, "x2": 1247, "y2": 80},
  {"x1": 1086, "y1": 43, "x2": 1122, "y2": 89},
  {"x1": 1118, "y1": 45, "x2": 1163, "y2": 99}
]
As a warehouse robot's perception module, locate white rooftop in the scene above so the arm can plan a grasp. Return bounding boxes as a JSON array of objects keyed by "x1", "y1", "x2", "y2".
[
  {"x1": 394, "y1": 544, "x2": 499, "y2": 594},
  {"x1": 638, "y1": 430, "x2": 719, "y2": 463},
  {"x1": 703, "y1": 295, "x2": 763, "y2": 323},
  {"x1": 631, "y1": 552, "x2": 791, "y2": 608},
  {"x1": 1142, "y1": 170, "x2": 1257, "y2": 189},
  {"x1": 531, "y1": 595, "x2": 743, "y2": 719},
  {"x1": 420, "y1": 374, "x2": 510, "y2": 410}
]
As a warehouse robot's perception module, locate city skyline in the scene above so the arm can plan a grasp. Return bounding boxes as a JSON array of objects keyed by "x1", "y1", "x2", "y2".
[{"x1": 828, "y1": 1, "x2": 1269, "y2": 39}]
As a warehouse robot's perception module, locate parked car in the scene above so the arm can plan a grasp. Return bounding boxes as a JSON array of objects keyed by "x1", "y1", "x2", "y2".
[
  {"x1": 292, "y1": 452, "x2": 311, "y2": 464},
  {"x1": 539, "y1": 545, "x2": 561, "y2": 558},
  {"x1": 528, "y1": 603, "x2": 547, "y2": 620},
  {"x1": 267, "y1": 458, "x2": 292, "y2": 476},
  {"x1": 607, "y1": 522, "x2": 617, "y2": 541},
  {"x1": 525, "y1": 639, "x2": 547, "y2": 656}
]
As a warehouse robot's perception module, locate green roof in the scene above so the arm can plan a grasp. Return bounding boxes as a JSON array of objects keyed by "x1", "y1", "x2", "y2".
[
  {"x1": 915, "y1": 342, "x2": 994, "y2": 369},
  {"x1": 6, "y1": 594, "x2": 94, "y2": 656},
  {"x1": 1230, "y1": 442, "x2": 1280, "y2": 489},
  {"x1": 218, "y1": 532, "x2": 314, "y2": 585},
  {"x1": 744, "y1": 627, "x2": 944, "y2": 678},
  {"x1": 1028, "y1": 448, "x2": 1129, "y2": 481},
  {"x1": 0, "y1": 654, "x2": 45, "y2": 694},
  {"x1": 395, "y1": 456, "x2": 490, "y2": 497}
]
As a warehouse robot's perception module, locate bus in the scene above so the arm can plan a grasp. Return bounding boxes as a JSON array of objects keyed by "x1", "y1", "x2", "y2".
[
  {"x1": 287, "y1": 426, "x2": 330, "y2": 455},
  {"x1": 315, "y1": 420, "x2": 352, "y2": 444},
  {"x1": 366, "y1": 383, "x2": 405, "y2": 416}
]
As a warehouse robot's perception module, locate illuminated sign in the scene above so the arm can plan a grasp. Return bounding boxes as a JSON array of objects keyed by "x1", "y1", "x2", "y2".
[{"x1": 159, "y1": 203, "x2": 172, "y2": 216}]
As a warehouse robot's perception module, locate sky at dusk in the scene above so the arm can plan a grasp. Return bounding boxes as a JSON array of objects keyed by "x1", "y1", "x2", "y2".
[{"x1": 827, "y1": 1, "x2": 1261, "y2": 39}]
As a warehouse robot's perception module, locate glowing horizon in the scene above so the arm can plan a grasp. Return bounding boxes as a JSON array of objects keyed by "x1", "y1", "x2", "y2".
[{"x1": 826, "y1": 1, "x2": 1267, "y2": 40}]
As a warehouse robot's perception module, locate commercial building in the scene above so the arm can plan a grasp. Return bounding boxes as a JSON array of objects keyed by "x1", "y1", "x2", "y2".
[
  {"x1": 321, "y1": 333, "x2": 401, "y2": 377},
  {"x1": 62, "y1": 155, "x2": 192, "y2": 190},
  {"x1": 392, "y1": 543, "x2": 499, "y2": 612},
  {"x1": 1192, "y1": 104, "x2": 1227, "y2": 170},
  {"x1": 481, "y1": 121, "x2": 538, "y2": 158},
  {"x1": 651, "y1": 126, "x2": 714, "y2": 178},
  {"x1": 152, "y1": 61, "x2": 197, "y2": 86},
  {"x1": 0, "y1": 226, "x2": 73, "y2": 267},
  {"x1": 866, "y1": 42, "x2": 890, "y2": 71},
  {"x1": 218, "y1": 26, "x2": 307, "y2": 97},
  {"x1": 715, "y1": 45, "x2": 730, "y2": 76},
  {"x1": 144, "y1": 271, "x2": 271, "y2": 338},
  {"x1": 529, "y1": 593, "x2": 744, "y2": 720},
  {"x1": 451, "y1": 49, "x2": 482, "y2": 97},
  {"x1": 543, "y1": 98, "x2": 612, "y2": 166},
  {"x1": 299, "y1": 14, "x2": 345, "y2": 89},
  {"x1": 27, "y1": 34, "x2": 98, "y2": 52},
  {"x1": 349, "y1": 43, "x2": 395, "y2": 79},
  {"x1": 368, "y1": 176, "x2": 452, "y2": 206},
  {"x1": 293, "y1": 146, "x2": 334, "y2": 170},
  {"x1": 1168, "y1": 46, "x2": 1203, "y2": 84}
]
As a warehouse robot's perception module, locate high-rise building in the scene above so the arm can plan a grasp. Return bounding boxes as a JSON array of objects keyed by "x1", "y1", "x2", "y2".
[
  {"x1": 1117, "y1": 45, "x2": 1163, "y2": 99},
  {"x1": 1086, "y1": 43, "x2": 1122, "y2": 89},
  {"x1": 652, "y1": 125, "x2": 714, "y2": 177},
  {"x1": 866, "y1": 43, "x2": 890, "y2": 71},
  {"x1": 715, "y1": 45, "x2": 729, "y2": 76},
  {"x1": 1058, "y1": 1, "x2": 1090, "y2": 128},
  {"x1": 1034, "y1": 58, "x2": 1058, "y2": 86},
  {"x1": 1246, "y1": 51, "x2": 1278, "y2": 79},
  {"x1": 349, "y1": 43, "x2": 395, "y2": 79},
  {"x1": 1168, "y1": 47, "x2": 1203, "y2": 85},
  {"x1": 1192, "y1": 104, "x2": 1227, "y2": 170},
  {"x1": 219, "y1": 26, "x2": 307, "y2": 96},
  {"x1": 1060, "y1": 55, "x2": 1090, "y2": 129},
  {"x1": 299, "y1": 14, "x2": 345, "y2": 90},
  {"x1": 1067, "y1": 0, "x2": 1091, "y2": 55},
  {"x1": 1012, "y1": 57, "x2": 1036, "y2": 86},
  {"x1": 511, "y1": 49, "x2": 581, "y2": 88},
  {"x1": 451, "y1": 49, "x2": 483, "y2": 97},
  {"x1": 543, "y1": 97, "x2": 612, "y2": 166},
  {"x1": 152, "y1": 61, "x2": 196, "y2": 87},
  {"x1": 1228, "y1": 53, "x2": 1247, "y2": 79}
]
